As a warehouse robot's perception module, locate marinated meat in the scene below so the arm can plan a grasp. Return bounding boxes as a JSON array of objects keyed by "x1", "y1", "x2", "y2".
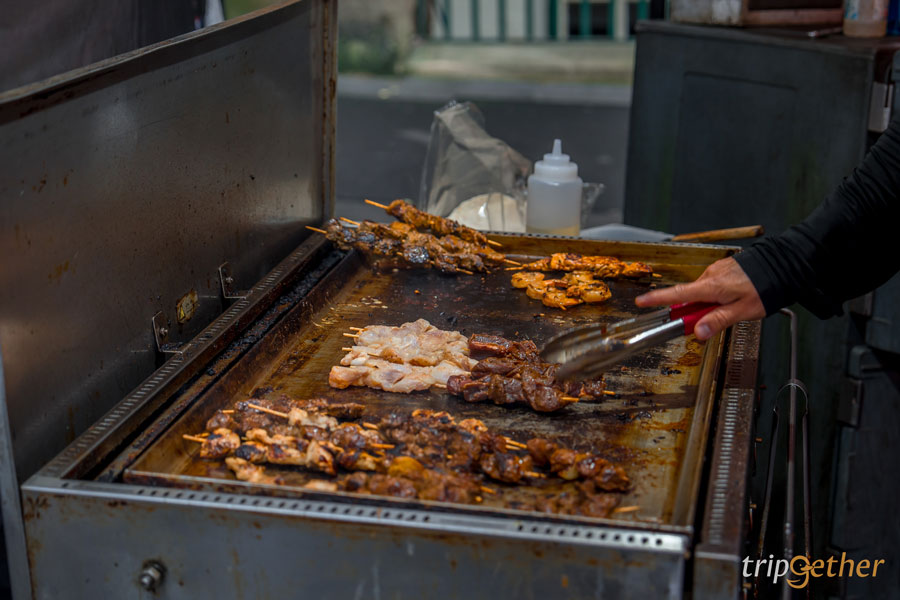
[
  {"x1": 199, "y1": 428, "x2": 240, "y2": 459},
  {"x1": 225, "y1": 457, "x2": 283, "y2": 485},
  {"x1": 206, "y1": 410, "x2": 236, "y2": 431},
  {"x1": 518, "y1": 252, "x2": 652, "y2": 278},
  {"x1": 526, "y1": 438, "x2": 559, "y2": 467}
]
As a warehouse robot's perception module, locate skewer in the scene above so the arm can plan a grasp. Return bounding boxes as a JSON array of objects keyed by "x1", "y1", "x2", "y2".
[
  {"x1": 602, "y1": 390, "x2": 617, "y2": 396},
  {"x1": 183, "y1": 434, "x2": 206, "y2": 443},
  {"x1": 306, "y1": 226, "x2": 328, "y2": 235},
  {"x1": 561, "y1": 396, "x2": 580, "y2": 403},
  {"x1": 198, "y1": 432, "x2": 210, "y2": 438},
  {"x1": 362, "y1": 422, "x2": 379, "y2": 430},
  {"x1": 525, "y1": 471, "x2": 546, "y2": 479},
  {"x1": 505, "y1": 266, "x2": 525, "y2": 271},
  {"x1": 371, "y1": 443, "x2": 395, "y2": 450},
  {"x1": 446, "y1": 454, "x2": 454, "y2": 459},
  {"x1": 339, "y1": 217, "x2": 361, "y2": 226},
  {"x1": 349, "y1": 326, "x2": 364, "y2": 331},
  {"x1": 503, "y1": 259, "x2": 521, "y2": 266},
  {"x1": 480, "y1": 485, "x2": 497, "y2": 495},
  {"x1": 504, "y1": 437, "x2": 527, "y2": 449},
  {"x1": 341, "y1": 347, "x2": 353, "y2": 351},
  {"x1": 613, "y1": 505, "x2": 641, "y2": 514},
  {"x1": 246, "y1": 402, "x2": 288, "y2": 419},
  {"x1": 364, "y1": 198, "x2": 503, "y2": 247},
  {"x1": 364, "y1": 199, "x2": 389, "y2": 210},
  {"x1": 343, "y1": 333, "x2": 359, "y2": 339},
  {"x1": 222, "y1": 409, "x2": 235, "y2": 414},
  {"x1": 458, "y1": 269, "x2": 474, "y2": 275},
  {"x1": 652, "y1": 273, "x2": 662, "y2": 278},
  {"x1": 474, "y1": 495, "x2": 483, "y2": 503}
]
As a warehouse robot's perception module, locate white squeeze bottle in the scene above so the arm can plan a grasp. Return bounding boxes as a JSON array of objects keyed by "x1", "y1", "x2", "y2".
[{"x1": 526, "y1": 139, "x2": 582, "y2": 236}]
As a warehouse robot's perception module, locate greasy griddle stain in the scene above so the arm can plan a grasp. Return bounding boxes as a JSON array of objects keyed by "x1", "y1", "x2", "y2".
[{"x1": 126, "y1": 248, "x2": 725, "y2": 527}]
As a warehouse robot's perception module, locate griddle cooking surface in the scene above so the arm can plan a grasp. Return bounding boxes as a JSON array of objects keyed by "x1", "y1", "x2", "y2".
[{"x1": 125, "y1": 236, "x2": 729, "y2": 529}]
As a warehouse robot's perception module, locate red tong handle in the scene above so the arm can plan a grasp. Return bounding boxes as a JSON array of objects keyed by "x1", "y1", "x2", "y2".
[{"x1": 670, "y1": 302, "x2": 718, "y2": 335}]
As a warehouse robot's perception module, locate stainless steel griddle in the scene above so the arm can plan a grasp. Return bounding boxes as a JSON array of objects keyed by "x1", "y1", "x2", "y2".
[{"x1": 0, "y1": 2, "x2": 760, "y2": 598}]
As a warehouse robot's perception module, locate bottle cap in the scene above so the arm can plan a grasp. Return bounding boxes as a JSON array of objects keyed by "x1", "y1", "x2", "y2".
[{"x1": 533, "y1": 139, "x2": 578, "y2": 181}]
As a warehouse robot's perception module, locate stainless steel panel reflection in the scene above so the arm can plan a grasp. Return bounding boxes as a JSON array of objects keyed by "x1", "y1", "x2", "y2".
[{"x1": 0, "y1": 0, "x2": 336, "y2": 483}]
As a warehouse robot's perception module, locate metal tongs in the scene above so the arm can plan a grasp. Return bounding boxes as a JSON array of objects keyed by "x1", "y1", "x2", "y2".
[{"x1": 541, "y1": 302, "x2": 718, "y2": 380}]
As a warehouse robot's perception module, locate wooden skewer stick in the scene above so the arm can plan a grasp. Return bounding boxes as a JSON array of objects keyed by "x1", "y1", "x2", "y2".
[
  {"x1": 613, "y1": 505, "x2": 641, "y2": 514},
  {"x1": 480, "y1": 485, "x2": 497, "y2": 495},
  {"x1": 561, "y1": 396, "x2": 580, "y2": 403},
  {"x1": 362, "y1": 422, "x2": 379, "y2": 430},
  {"x1": 341, "y1": 347, "x2": 353, "y2": 352},
  {"x1": 503, "y1": 259, "x2": 521, "y2": 266},
  {"x1": 652, "y1": 273, "x2": 662, "y2": 278},
  {"x1": 486, "y1": 239, "x2": 503, "y2": 248},
  {"x1": 458, "y1": 269, "x2": 474, "y2": 275},
  {"x1": 349, "y1": 326, "x2": 364, "y2": 331},
  {"x1": 602, "y1": 390, "x2": 617, "y2": 396},
  {"x1": 432, "y1": 383, "x2": 447, "y2": 389},
  {"x1": 306, "y1": 226, "x2": 328, "y2": 235},
  {"x1": 222, "y1": 409, "x2": 235, "y2": 414},
  {"x1": 364, "y1": 199, "x2": 390, "y2": 210},
  {"x1": 246, "y1": 402, "x2": 288, "y2": 419},
  {"x1": 505, "y1": 266, "x2": 525, "y2": 271},
  {"x1": 525, "y1": 471, "x2": 546, "y2": 479},
  {"x1": 505, "y1": 438, "x2": 527, "y2": 449},
  {"x1": 339, "y1": 217, "x2": 361, "y2": 226},
  {"x1": 474, "y1": 495, "x2": 483, "y2": 503},
  {"x1": 183, "y1": 434, "x2": 206, "y2": 443},
  {"x1": 371, "y1": 443, "x2": 395, "y2": 450},
  {"x1": 343, "y1": 333, "x2": 359, "y2": 338}
]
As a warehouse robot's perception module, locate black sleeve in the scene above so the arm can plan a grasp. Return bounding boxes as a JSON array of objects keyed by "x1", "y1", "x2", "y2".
[{"x1": 734, "y1": 117, "x2": 900, "y2": 319}]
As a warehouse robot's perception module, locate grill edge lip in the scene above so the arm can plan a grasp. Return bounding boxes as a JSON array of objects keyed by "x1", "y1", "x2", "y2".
[{"x1": 22, "y1": 475, "x2": 690, "y2": 554}]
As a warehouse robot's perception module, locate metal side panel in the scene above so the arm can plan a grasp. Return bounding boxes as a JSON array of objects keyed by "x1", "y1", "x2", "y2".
[
  {"x1": 693, "y1": 320, "x2": 761, "y2": 600},
  {"x1": 0, "y1": 0, "x2": 337, "y2": 486},
  {"x1": 22, "y1": 478, "x2": 688, "y2": 600}
]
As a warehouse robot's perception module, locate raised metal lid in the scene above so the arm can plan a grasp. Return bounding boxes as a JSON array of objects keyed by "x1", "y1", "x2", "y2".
[{"x1": 0, "y1": 0, "x2": 336, "y2": 487}]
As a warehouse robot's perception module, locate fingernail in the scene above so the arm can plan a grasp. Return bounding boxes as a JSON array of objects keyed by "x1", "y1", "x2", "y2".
[{"x1": 695, "y1": 324, "x2": 711, "y2": 339}]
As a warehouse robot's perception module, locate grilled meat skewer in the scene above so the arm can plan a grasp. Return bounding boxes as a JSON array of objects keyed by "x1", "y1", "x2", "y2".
[
  {"x1": 354, "y1": 220, "x2": 506, "y2": 266},
  {"x1": 373, "y1": 199, "x2": 498, "y2": 248},
  {"x1": 517, "y1": 252, "x2": 652, "y2": 278},
  {"x1": 321, "y1": 219, "x2": 485, "y2": 274}
]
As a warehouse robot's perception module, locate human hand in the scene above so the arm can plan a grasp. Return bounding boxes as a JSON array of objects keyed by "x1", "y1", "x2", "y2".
[{"x1": 634, "y1": 257, "x2": 765, "y2": 340}]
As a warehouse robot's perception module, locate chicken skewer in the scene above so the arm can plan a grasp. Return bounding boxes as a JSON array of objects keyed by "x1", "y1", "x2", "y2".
[
  {"x1": 509, "y1": 252, "x2": 653, "y2": 278},
  {"x1": 364, "y1": 198, "x2": 503, "y2": 248},
  {"x1": 309, "y1": 220, "x2": 478, "y2": 275},
  {"x1": 339, "y1": 217, "x2": 518, "y2": 267},
  {"x1": 186, "y1": 404, "x2": 630, "y2": 517}
]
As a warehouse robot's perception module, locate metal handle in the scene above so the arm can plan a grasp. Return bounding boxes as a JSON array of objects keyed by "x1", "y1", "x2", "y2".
[{"x1": 681, "y1": 305, "x2": 717, "y2": 335}]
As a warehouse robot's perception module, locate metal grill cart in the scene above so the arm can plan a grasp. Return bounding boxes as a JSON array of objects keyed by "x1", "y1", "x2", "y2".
[{"x1": 1, "y1": 2, "x2": 760, "y2": 597}]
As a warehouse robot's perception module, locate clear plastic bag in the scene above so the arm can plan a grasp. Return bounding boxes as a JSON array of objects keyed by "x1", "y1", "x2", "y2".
[{"x1": 417, "y1": 101, "x2": 530, "y2": 230}]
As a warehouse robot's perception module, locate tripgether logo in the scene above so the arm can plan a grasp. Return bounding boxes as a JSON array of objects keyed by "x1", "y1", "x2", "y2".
[{"x1": 742, "y1": 553, "x2": 885, "y2": 589}]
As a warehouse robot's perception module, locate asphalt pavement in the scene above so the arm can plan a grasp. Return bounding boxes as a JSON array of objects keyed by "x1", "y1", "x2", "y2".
[{"x1": 335, "y1": 75, "x2": 631, "y2": 228}]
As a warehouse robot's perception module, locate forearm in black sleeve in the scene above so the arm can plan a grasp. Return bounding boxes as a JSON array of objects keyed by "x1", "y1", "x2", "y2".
[{"x1": 734, "y1": 117, "x2": 900, "y2": 319}]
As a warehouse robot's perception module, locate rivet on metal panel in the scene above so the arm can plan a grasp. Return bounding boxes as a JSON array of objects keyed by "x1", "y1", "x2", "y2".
[
  {"x1": 219, "y1": 262, "x2": 250, "y2": 300},
  {"x1": 151, "y1": 312, "x2": 189, "y2": 358},
  {"x1": 138, "y1": 560, "x2": 165, "y2": 592}
]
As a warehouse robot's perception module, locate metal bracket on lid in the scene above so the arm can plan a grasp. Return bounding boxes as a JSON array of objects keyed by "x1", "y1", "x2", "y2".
[
  {"x1": 152, "y1": 312, "x2": 189, "y2": 357},
  {"x1": 219, "y1": 262, "x2": 249, "y2": 301}
]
